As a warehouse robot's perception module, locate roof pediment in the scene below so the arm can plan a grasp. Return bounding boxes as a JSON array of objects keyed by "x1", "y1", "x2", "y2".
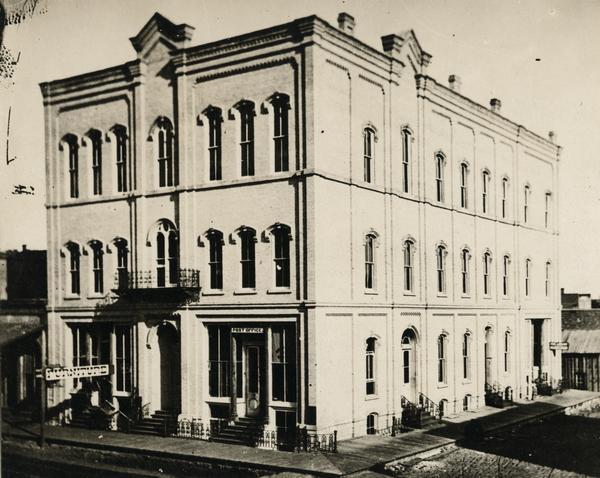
[{"x1": 129, "y1": 12, "x2": 195, "y2": 62}]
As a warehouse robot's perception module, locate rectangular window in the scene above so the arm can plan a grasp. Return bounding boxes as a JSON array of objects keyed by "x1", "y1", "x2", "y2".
[
  {"x1": 366, "y1": 350, "x2": 375, "y2": 395},
  {"x1": 240, "y1": 108, "x2": 255, "y2": 177},
  {"x1": 463, "y1": 334, "x2": 470, "y2": 380},
  {"x1": 68, "y1": 143, "x2": 79, "y2": 198},
  {"x1": 435, "y1": 155, "x2": 444, "y2": 202},
  {"x1": 501, "y1": 179, "x2": 508, "y2": 218},
  {"x1": 503, "y1": 256, "x2": 510, "y2": 297},
  {"x1": 274, "y1": 100, "x2": 289, "y2": 172},
  {"x1": 208, "y1": 326, "x2": 230, "y2": 397},
  {"x1": 363, "y1": 129, "x2": 374, "y2": 183},
  {"x1": 460, "y1": 164, "x2": 468, "y2": 208},
  {"x1": 438, "y1": 336, "x2": 447, "y2": 383},
  {"x1": 272, "y1": 326, "x2": 297, "y2": 402},
  {"x1": 209, "y1": 114, "x2": 222, "y2": 181},
  {"x1": 69, "y1": 249, "x2": 80, "y2": 295},
  {"x1": 402, "y1": 131, "x2": 410, "y2": 193},
  {"x1": 241, "y1": 232, "x2": 256, "y2": 289},
  {"x1": 208, "y1": 234, "x2": 223, "y2": 290},
  {"x1": 92, "y1": 137, "x2": 102, "y2": 195},
  {"x1": 504, "y1": 332, "x2": 510, "y2": 373},
  {"x1": 403, "y1": 242, "x2": 413, "y2": 292},
  {"x1": 274, "y1": 230, "x2": 290, "y2": 288},
  {"x1": 116, "y1": 131, "x2": 128, "y2": 193},
  {"x1": 92, "y1": 247, "x2": 103, "y2": 294},
  {"x1": 403, "y1": 350, "x2": 410, "y2": 384}
]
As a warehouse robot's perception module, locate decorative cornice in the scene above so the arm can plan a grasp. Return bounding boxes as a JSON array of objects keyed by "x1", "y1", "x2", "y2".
[{"x1": 193, "y1": 56, "x2": 296, "y2": 84}]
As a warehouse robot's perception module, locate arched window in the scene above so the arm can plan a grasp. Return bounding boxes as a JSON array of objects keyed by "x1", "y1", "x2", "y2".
[
  {"x1": 155, "y1": 222, "x2": 178, "y2": 287},
  {"x1": 205, "y1": 107, "x2": 222, "y2": 181},
  {"x1": 366, "y1": 412, "x2": 378, "y2": 435},
  {"x1": 63, "y1": 135, "x2": 79, "y2": 199},
  {"x1": 502, "y1": 255, "x2": 511, "y2": 297},
  {"x1": 436, "y1": 244, "x2": 446, "y2": 294},
  {"x1": 271, "y1": 93, "x2": 289, "y2": 172},
  {"x1": 461, "y1": 248, "x2": 470, "y2": 295},
  {"x1": 401, "y1": 129, "x2": 411, "y2": 193},
  {"x1": 435, "y1": 153, "x2": 445, "y2": 202},
  {"x1": 90, "y1": 241, "x2": 104, "y2": 294},
  {"x1": 112, "y1": 125, "x2": 128, "y2": 193},
  {"x1": 155, "y1": 119, "x2": 175, "y2": 187},
  {"x1": 545, "y1": 192, "x2": 552, "y2": 228},
  {"x1": 366, "y1": 337, "x2": 377, "y2": 395},
  {"x1": 437, "y1": 334, "x2": 447, "y2": 383},
  {"x1": 483, "y1": 251, "x2": 492, "y2": 296},
  {"x1": 272, "y1": 225, "x2": 291, "y2": 288},
  {"x1": 239, "y1": 227, "x2": 256, "y2": 289},
  {"x1": 463, "y1": 332, "x2": 471, "y2": 380},
  {"x1": 460, "y1": 163, "x2": 468, "y2": 208},
  {"x1": 66, "y1": 243, "x2": 81, "y2": 295},
  {"x1": 482, "y1": 170, "x2": 490, "y2": 214},
  {"x1": 463, "y1": 394, "x2": 472, "y2": 411},
  {"x1": 525, "y1": 258, "x2": 532, "y2": 297},
  {"x1": 114, "y1": 239, "x2": 128, "y2": 290},
  {"x1": 363, "y1": 127, "x2": 375, "y2": 183},
  {"x1": 545, "y1": 261, "x2": 551, "y2": 297},
  {"x1": 207, "y1": 230, "x2": 223, "y2": 290},
  {"x1": 501, "y1": 177, "x2": 509, "y2": 219},
  {"x1": 365, "y1": 234, "x2": 376, "y2": 290},
  {"x1": 89, "y1": 130, "x2": 102, "y2": 196},
  {"x1": 523, "y1": 185, "x2": 531, "y2": 223},
  {"x1": 238, "y1": 101, "x2": 255, "y2": 177},
  {"x1": 403, "y1": 239, "x2": 415, "y2": 292},
  {"x1": 504, "y1": 330, "x2": 511, "y2": 373}
]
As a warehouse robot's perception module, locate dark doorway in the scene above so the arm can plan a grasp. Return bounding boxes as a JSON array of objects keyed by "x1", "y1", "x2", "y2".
[
  {"x1": 158, "y1": 323, "x2": 181, "y2": 413},
  {"x1": 532, "y1": 319, "x2": 543, "y2": 377}
]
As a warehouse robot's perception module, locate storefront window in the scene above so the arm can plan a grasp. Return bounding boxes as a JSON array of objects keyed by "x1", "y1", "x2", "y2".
[
  {"x1": 272, "y1": 326, "x2": 296, "y2": 402},
  {"x1": 115, "y1": 326, "x2": 133, "y2": 393},
  {"x1": 208, "y1": 326, "x2": 230, "y2": 397}
]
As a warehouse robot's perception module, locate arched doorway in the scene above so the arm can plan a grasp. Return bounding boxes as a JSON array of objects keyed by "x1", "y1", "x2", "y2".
[
  {"x1": 157, "y1": 323, "x2": 181, "y2": 413},
  {"x1": 401, "y1": 328, "x2": 418, "y2": 402},
  {"x1": 484, "y1": 326, "x2": 494, "y2": 390}
]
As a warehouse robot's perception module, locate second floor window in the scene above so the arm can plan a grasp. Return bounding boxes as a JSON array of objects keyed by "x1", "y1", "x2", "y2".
[
  {"x1": 461, "y1": 248, "x2": 470, "y2": 295},
  {"x1": 157, "y1": 122, "x2": 175, "y2": 187},
  {"x1": 525, "y1": 258, "x2": 532, "y2": 297},
  {"x1": 365, "y1": 234, "x2": 376, "y2": 289},
  {"x1": 273, "y1": 226, "x2": 291, "y2": 288},
  {"x1": 524, "y1": 185, "x2": 531, "y2": 223},
  {"x1": 156, "y1": 225, "x2": 178, "y2": 287},
  {"x1": 365, "y1": 337, "x2": 376, "y2": 395},
  {"x1": 91, "y1": 241, "x2": 104, "y2": 294},
  {"x1": 545, "y1": 192, "x2": 552, "y2": 228},
  {"x1": 115, "y1": 239, "x2": 128, "y2": 290},
  {"x1": 207, "y1": 231, "x2": 223, "y2": 290},
  {"x1": 501, "y1": 178, "x2": 509, "y2": 219},
  {"x1": 463, "y1": 333, "x2": 471, "y2": 380},
  {"x1": 435, "y1": 153, "x2": 445, "y2": 202},
  {"x1": 403, "y1": 240, "x2": 414, "y2": 292},
  {"x1": 239, "y1": 102, "x2": 255, "y2": 177},
  {"x1": 363, "y1": 128, "x2": 375, "y2": 183},
  {"x1": 67, "y1": 243, "x2": 80, "y2": 295},
  {"x1": 90, "y1": 131, "x2": 102, "y2": 196},
  {"x1": 240, "y1": 228, "x2": 256, "y2": 289},
  {"x1": 460, "y1": 163, "x2": 468, "y2": 208},
  {"x1": 207, "y1": 108, "x2": 222, "y2": 181},
  {"x1": 482, "y1": 171, "x2": 490, "y2": 213},
  {"x1": 438, "y1": 334, "x2": 447, "y2": 383},
  {"x1": 436, "y1": 245, "x2": 446, "y2": 294},
  {"x1": 545, "y1": 261, "x2": 551, "y2": 297},
  {"x1": 114, "y1": 126, "x2": 128, "y2": 193},
  {"x1": 67, "y1": 137, "x2": 79, "y2": 198},
  {"x1": 483, "y1": 252, "x2": 492, "y2": 296}
]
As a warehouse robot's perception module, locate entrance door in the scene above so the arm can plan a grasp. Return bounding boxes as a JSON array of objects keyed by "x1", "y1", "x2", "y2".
[
  {"x1": 245, "y1": 345, "x2": 262, "y2": 417},
  {"x1": 484, "y1": 327, "x2": 493, "y2": 389},
  {"x1": 401, "y1": 329, "x2": 417, "y2": 402},
  {"x1": 532, "y1": 319, "x2": 543, "y2": 378},
  {"x1": 158, "y1": 323, "x2": 181, "y2": 413}
]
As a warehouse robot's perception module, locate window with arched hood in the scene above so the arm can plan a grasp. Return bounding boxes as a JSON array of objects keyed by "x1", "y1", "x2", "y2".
[
  {"x1": 435, "y1": 153, "x2": 445, "y2": 203},
  {"x1": 206, "y1": 230, "x2": 223, "y2": 290},
  {"x1": 238, "y1": 227, "x2": 256, "y2": 289},
  {"x1": 89, "y1": 241, "x2": 104, "y2": 294},
  {"x1": 463, "y1": 332, "x2": 471, "y2": 380},
  {"x1": 483, "y1": 251, "x2": 492, "y2": 296},
  {"x1": 114, "y1": 239, "x2": 128, "y2": 290},
  {"x1": 403, "y1": 239, "x2": 415, "y2": 292},
  {"x1": 63, "y1": 135, "x2": 79, "y2": 199},
  {"x1": 203, "y1": 107, "x2": 222, "y2": 181},
  {"x1": 365, "y1": 233, "x2": 377, "y2": 290},
  {"x1": 545, "y1": 261, "x2": 552, "y2": 297},
  {"x1": 501, "y1": 177, "x2": 509, "y2": 219},
  {"x1": 155, "y1": 118, "x2": 176, "y2": 187},
  {"x1": 461, "y1": 248, "x2": 471, "y2": 295},
  {"x1": 271, "y1": 225, "x2": 291, "y2": 288},
  {"x1": 111, "y1": 125, "x2": 129, "y2": 193},
  {"x1": 402, "y1": 129, "x2": 412, "y2": 193},
  {"x1": 545, "y1": 192, "x2": 552, "y2": 228},
  {"x1": 363, "y1": 127, "x2": 375, "y2": 183},
  {"x1": 460, "y1": 163, "x2": 469, "y2": 208},
  {"x1": 237, "y1": 101, "x2": 255, "y2": 177},
  {"x1": 271, "y1": 94, "x2": 289, "y2": 172},
  {"x1": 438, "y1": 334, "x2": 448, "y2": 383},
  {"x1": 66, "y1": 242, "x2": 81, "y2": 295},
  {"x1": 88, "y1": 130, "x2": 103, "y2": 196},
  {"x1": 504, "y1": 330, "x2": 511, "y2": 373},
  {"x1": 436, "y1": 244, "x2": 447, "y2": 294},
  {"x1": 525, "y1": 258, "x2": 532, "y2": 297},
  {"x1": 523, "y1": 185, "x2": 531, "y2": 223},
  {"x1": 366, "y1": 337, "x2": 377, "y2": 395},
  {"x1": 482, "y1": 170, "x2": 490, "y2": 213},
  {"x1": 366, "y1": 412, "x2": 378, "y2": 435},
  {"x1": 155, "y1": 222, "x2": 178, "y2": 287},
  {"x1": 502, "y1": 255, "x2": 511, "y2": 297}
]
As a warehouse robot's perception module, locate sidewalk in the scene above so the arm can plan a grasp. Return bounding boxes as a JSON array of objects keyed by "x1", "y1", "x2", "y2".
[{"x1": 3, "y1": 389, "x2": 599, "y2": 477}]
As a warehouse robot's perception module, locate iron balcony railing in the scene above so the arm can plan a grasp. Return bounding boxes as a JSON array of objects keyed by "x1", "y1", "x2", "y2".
[{"x1": 113, "y1": 268, "x2": 200, "y2": 291}]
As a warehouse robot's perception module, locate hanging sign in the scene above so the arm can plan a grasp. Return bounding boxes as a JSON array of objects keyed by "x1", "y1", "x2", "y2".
[
  {"x1": 231, "y1": 327, "x2": 264, "y2": 334},
  {"x1": 43, "y1": 364, "x2": 111, "y2": 381},
  {"x1": 549, "y1": 342, "x2": 569, "y2": 351}
]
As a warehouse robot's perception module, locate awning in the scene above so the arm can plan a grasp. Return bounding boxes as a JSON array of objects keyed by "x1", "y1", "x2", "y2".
[
  {"x1": 0, "y1": 316, "x2": 43, "y2": 348},
  {"x1": 562, "y1": 329, "x2": 600, "y2": 354}
]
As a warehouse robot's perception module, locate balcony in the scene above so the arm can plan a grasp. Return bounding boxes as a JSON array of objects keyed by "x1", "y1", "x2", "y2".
[{"x1": 112, "y1": 268, "x2": 201, "y2": 304}]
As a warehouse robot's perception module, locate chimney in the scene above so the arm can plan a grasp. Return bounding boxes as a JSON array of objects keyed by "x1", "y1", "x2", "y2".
[
  {"x1": 448, "y1": 75, "x2": 462, "y2": 93},
  {"x1": 337, "y1": 12, "x2": 355, "y2": 36},
  {"x1": 490, "y1": 98, "x2": 502, "y2": 113},
  {"x1": 21, "y1": 244, "x2": 27, "y2": 251},
  {"x1": 548, "y1": 131, "x2": 556, "y2": 143}
]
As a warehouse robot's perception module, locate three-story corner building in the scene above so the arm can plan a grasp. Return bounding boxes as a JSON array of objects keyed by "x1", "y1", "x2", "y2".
[{"x1": 41, "y1": 12, "x2": 561, "y2": 440}]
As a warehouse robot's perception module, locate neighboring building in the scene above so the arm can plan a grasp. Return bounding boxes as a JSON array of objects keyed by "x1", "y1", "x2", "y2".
[
  {"x1": 40, "y1": 12, "x2": 561, "y2": 441},
  {"x1": 0, "y1": 246, "x2": 47, "y2": 413},
  {"x1": 561, "y1": 290, "x2": 600, "y2": 392}
]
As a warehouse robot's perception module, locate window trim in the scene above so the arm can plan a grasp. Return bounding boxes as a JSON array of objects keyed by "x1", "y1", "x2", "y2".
[
  {"x1": 206, "y1": 229, "x2": 224, "y2": 291},
  {"x1": 482, "y1": 170, "x2": 491, "y2": 214},
  {"x1": 403, "y1": 239, "x2": 416, "y2": 294},
  {"x1": 435, "y1": 152, "x2": 446, "y2": 203},
  {"x1": 483, "y1": 250, "x2": 492, "y2": 297},
  {"x1": 437, "y1": 333, "x2": 448, "y2": 385},
  {"x1": 436, "y1": 243, "x2": 447, "y2": 295},
  {"x1": 502, "y1": 254, "x2": 511, "y2": 298},
  {"x1": 401, "y1": 127, "x2": 412, "y2": 194},
  {"x1": 364, "y1": 232, "x2": 379, "y2": 291},
  {"x1": 363, "y1": 126, "x2": 376, "y2": 184},
  {"x1": 525, "y1": 258, "x2": 532, "y2": 297},
  {"x1": 365, "y1": 337, "x2": 377, "y2": 396},
  {"x1": 270, "y1": 224, "x2": 292, "y2": 289},
  {"x1": 461, "y1": 248, "x2": 471, "y2": 296},
  {"x1": 460, "y1": 162, "x2": 469, "y2": 209}
]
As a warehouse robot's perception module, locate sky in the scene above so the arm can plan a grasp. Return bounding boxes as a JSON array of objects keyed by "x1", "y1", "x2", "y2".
[{"x1": 1, "y1": 0, "x2": 599, "y2": 295}]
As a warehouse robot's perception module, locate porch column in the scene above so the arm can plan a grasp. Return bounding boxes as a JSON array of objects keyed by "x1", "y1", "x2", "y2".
[
  {"x1": 266, "y1": 328, "x2": 272, "y2": 425},
  {"x1": 230, "y1": 332, "x2": 237, "y2": 421}
]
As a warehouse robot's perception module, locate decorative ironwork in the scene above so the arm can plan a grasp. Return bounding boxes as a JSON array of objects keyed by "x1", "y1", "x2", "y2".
[
  {"x1": 419, "y1": 392, "x2": 441, "y2": 419},
  {"x1": 400, "y1": 395, "x2": 423, "y2": 428},
  {"x1": 113, "y1": 269, "x2": 200, "y2": 291},
  {"x1": 377, "y1": 415, "x2": 402, "y2": 437}
]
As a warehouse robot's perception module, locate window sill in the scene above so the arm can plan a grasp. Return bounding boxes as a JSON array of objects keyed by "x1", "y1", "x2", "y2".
[
  {"x1": 365, "y1": 394, "x2": 379, "y2": 401},
  {"x1": 437, "y1": 383, "x2": 448, "y2": 389},
  {"x1": 483, "y1": 295, "x2": 493, "y2": 299},
  {"x1": 113, "y1": 391, "x2": 131, "y2": 398},
  {"x1": 87, "y1": 293, "x2": 105, "y2": 299},
  {"x1": 436, "y1": 294, "x2": 448, "y2": 298},
  {"x1": 267, "y1": 288, "x2": 292, "y2": 295},
  {"x1": 205, "y1": 396, "x2": 230, "y2": 404},
  {"x1": 234, "y1": 289, "x2": 257, "y2": 295},
  {"x1": 64, "y1": 295, "x2": 81, "y2": 300},
  {"x1": 270, "y1": 401, "x2": 297, "y2": 409},
  {"x1": 364, "y1": 290, "x2": 379, "y2": 295},
  {"x1": 462, "y1": 379, "x2": 472, "y2": 385},
  {"x1": 461, "y1": 294, "x2": 471, "y2": 299},
  {"x1": 202, "y1": 290, "x2": 225, "y2": 296},
  {"x1": 403, "y1": 291, "x2": 416, "y2": 296}
]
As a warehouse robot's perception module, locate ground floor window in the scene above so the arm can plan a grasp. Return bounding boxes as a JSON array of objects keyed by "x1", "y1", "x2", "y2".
[
  {"x1": 276, "y1": 410, "x2": 296, "y2": 439},
  {"x1": 272, "y1": 325, "x2": 296, "y2": 402},
  {"x1": 208, "y1": 326, "x2": 231, "y2": 397},
  {"x1": 366, "y1": 412, "x2": 378, "y2": 435}
]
